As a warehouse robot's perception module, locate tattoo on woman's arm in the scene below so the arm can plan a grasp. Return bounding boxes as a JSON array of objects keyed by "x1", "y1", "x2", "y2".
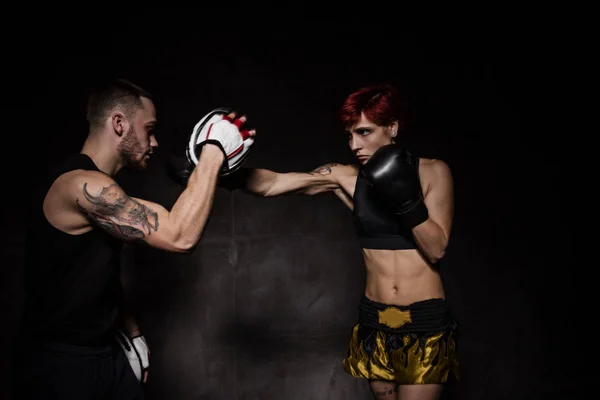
[
  {"x1": 309, "y1": 163, "x2": 338, "y2": 176},
  {"x1": 77, "y1": 182, "x2": 159, "y2": 242}
]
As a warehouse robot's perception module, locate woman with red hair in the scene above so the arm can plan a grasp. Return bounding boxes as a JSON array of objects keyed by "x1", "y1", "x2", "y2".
[{"x1": 239, "y1": 83, "x2": 459, "y2": 400}]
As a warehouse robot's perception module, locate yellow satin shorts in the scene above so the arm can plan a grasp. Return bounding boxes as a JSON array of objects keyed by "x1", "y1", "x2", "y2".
[{"x1": 342, "y1": 297, "x2": 459, "y2": 385}]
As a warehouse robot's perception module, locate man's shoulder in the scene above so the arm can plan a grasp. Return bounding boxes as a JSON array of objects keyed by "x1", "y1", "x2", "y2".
[
  {"x1": 33, "y1": 154, "x2": 102, "y2": 196},
  {"x1": 50, "y1": 153, "x2": 100, "y2": 175},
  {"x1": 49, "y1": 168, "x2": 114, "y2": 201}
]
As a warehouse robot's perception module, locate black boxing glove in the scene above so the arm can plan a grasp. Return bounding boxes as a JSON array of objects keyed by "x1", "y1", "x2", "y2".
[{"x1": 361, "y1": 143, "x2": 429, "y2": 229}]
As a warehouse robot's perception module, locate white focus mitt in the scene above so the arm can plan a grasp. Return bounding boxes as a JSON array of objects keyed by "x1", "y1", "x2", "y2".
[{"x1": 187, "y1": 107, "x2": 255, "y2": 176}]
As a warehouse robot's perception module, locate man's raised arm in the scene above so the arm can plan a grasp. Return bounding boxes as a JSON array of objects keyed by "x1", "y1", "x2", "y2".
[{"x1": 70, "y1": 144, "x2": 224, "y2": 253}]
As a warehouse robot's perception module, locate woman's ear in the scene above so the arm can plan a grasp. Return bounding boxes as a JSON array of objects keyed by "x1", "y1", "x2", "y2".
[{"x1": 390, "y1": 120, "x2": 399, "y2": 137}]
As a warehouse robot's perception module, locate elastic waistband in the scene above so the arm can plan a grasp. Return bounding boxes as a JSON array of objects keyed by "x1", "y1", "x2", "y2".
[{"x1": 359, "y1": 296, "x2": 452, "y2": 333}]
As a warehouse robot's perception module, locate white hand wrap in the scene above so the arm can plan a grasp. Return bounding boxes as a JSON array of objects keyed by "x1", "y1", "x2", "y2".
[{"x1": 115, "y1": 329, "x2": 149, "y2": 382}]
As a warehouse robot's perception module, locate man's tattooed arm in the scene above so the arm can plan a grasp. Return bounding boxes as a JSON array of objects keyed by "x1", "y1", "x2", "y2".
[{"x1": 76, "y1": 182, "x2": 159, "y2": 243}]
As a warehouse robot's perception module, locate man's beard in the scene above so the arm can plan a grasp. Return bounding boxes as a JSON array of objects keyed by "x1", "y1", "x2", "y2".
[{"x1": 118, "y1": 126, "x2": 147, "y2": 171}]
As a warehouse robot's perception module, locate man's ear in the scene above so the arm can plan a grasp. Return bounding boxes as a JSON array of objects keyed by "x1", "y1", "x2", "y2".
[{"x1": 111, "y1": 112, "x2": 127, "y2": 137}]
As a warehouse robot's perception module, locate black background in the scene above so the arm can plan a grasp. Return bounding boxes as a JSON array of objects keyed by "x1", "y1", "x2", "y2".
[{"x1": 1, "y1": 8, "x2": 579, "y2": 399}]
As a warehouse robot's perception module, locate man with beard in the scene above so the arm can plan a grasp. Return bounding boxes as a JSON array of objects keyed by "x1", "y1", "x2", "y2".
[{"x1": 12, "y1": 79, "x2": 255, "y2": 399}]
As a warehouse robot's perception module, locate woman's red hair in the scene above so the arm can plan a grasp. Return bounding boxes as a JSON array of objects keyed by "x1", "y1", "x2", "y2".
[{"x1": 339, "y1": 84, "x2": 406, "y2": 131}]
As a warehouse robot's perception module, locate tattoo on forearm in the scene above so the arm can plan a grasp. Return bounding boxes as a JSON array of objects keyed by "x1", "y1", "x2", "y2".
[
  {"x1": 77, "y1": 182, "x2": 159, "y2": 242},
  {"x1": 309, "y1": 163, "x2": 338, "y2": 176}
]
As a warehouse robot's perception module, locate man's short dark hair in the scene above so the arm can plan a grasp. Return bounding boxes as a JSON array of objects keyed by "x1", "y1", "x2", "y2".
[{"x1": 86, "y1": 79, "x2": 152, "y2": 130}]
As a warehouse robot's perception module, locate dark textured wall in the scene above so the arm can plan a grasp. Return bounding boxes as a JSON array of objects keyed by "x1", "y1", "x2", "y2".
[{"x1": 1, "y1": 9, "x2": 575, "y2": 400}]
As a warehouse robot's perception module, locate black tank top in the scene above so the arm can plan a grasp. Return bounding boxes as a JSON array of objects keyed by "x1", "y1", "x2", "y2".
[
  {"x1": 21, "y1": 154, "x2": 123, "y2": 346},
  {"x1": 352, "y1": 154, "x2": 420, "y2": 250}
]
